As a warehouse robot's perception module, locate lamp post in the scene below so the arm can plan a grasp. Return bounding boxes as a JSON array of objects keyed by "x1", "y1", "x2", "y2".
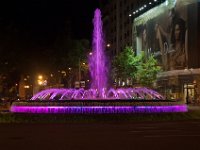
[
  {"x1": 78, "y1": 58, "x2": 87, "y2": 88},
  {"x1": 185, "y1": 68, "x2": 193, "y2": 104},
  {"x1": 37, "y1": 75, "x2": 43, "y2": 86},
  {"x1": 78, "y1": 58, "x2": 81, "y2": 82},
  {"x1": 186, "y1": 83, "x2": 189, "y2": 104}
]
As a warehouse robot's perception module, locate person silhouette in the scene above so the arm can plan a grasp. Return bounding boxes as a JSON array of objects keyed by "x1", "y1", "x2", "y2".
[
  {"x1": 154, "y1": 8, "x2": 187, "y2": 70},
  {"x1": 169, "y1": 17, "x2": 186, "y2": 70}
]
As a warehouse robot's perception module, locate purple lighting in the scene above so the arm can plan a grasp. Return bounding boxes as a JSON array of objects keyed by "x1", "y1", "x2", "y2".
[
  {"x1": 89, "y1": 9, "x2": 107, "y2": 97},
  {"x1": 29, "y1": 8, "x2": 165, "y2": 101},
  {"x1": 10, "y1": 8, "x2": 188, "y2": 115},
  {"x1": 10, "y1": 105, "x2": 188, "y2": 114},
  {"x1": 31, "y1": 88, "x2": 164, "y2": 100},
  {"x1": 11, "y1": 9, "x2": 188, "y2": 115}
]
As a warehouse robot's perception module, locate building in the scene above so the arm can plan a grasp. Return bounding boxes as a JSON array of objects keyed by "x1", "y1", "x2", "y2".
[
  {"x1": 103, "y1": 0, "x2": 200, "y2": 103},
  {"x1": 102, "y1": 0, "x2": 135, "y2": 55},
  {"x1": 19, "y1": 75, "x2": 33, "y2": 99}
]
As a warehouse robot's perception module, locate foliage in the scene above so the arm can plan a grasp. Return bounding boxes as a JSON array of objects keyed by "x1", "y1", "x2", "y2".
[
  {"x1": 136, "y1": 53, "x2": 161, "y2": 87},
  {"x1": 112, "y1": 47, "x2": 139, "y2": 80},
  {"x1": 53, "y1": 38, "x2": 90, "y2": 71},
  {"x1": 112, "y1": 46, "x2": 161, "y2": 87}
]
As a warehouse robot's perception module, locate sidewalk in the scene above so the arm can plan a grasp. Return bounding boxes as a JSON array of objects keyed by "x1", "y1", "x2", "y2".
[{"x1": 188, "y1": 104, "x2": 200, "y2": 111}]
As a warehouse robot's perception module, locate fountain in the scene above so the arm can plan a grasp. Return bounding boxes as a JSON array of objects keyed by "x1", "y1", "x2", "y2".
[
  {"x1": 30, "y1": 9, "x2": 163, "y2": 101},
  {"x1": 10, "y1": 9, "x2": 187, "y2": 114},
  {"x1": 90, "y1": 9, "x2": 107, "y2": 97}
]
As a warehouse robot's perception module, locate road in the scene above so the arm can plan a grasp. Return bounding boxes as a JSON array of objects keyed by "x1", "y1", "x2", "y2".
[{"x1": 0, "y1": 120, "x2": 200, "y2": 150}]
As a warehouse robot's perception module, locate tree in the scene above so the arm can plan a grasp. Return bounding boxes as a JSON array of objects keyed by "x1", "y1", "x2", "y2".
[
  {"x1": 51, "y1": 38, "x2": 91, "y2": 87},
  {"x1": 112, "y1": 46, "x2": 138, "y2": 80},
  {"x1": 135, "y1": 53, "x2": 161, "y2": 87},
  {"x1": 53, "y1": 38, "x2": 90, "y2": 70},
  {"x1": 112, "y1": 46, "x2": 161, "y2": 87}
]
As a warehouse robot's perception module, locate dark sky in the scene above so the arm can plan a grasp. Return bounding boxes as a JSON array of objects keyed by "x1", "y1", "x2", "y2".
[
  {"x1": 0, "y1": 0, "x2": 104, "y2": 45},
  {"x1": 0, "y1": 0, "x2": 108, "y2": 73}
]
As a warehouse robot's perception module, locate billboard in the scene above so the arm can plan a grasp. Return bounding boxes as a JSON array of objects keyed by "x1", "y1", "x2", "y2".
[{"x1": 134, "y1": 0, "x2": 197, "y2": 71}]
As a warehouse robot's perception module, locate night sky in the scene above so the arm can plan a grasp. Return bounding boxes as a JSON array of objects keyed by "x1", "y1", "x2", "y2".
[
  {"x1": 0, "y1": 0, "x2": 108, "y2": 73},
  {"x1": 0, "y1": 0, "x2": 103, "y2": 48}
]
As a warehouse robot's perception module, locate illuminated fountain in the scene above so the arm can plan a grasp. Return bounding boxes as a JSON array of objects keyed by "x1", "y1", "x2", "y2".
[
  {"x1": 10, "y1": 9, "x2": 187, "y2": 114},
  {"x1": 89, "y1": 8, "x2": 107, "y2": 97},
  {"x1": 30, "y1": 9, "x2": 163, "y2": 101}
]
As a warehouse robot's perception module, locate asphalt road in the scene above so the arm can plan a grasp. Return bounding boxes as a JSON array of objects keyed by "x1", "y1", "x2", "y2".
[{"x1": 0, "y1": 120, "x2": 200, "y2": 150}]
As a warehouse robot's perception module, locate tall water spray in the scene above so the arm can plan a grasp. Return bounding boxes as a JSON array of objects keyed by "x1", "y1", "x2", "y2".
[
  {"x1": 31, "y1": 9, "x2": 165, "y2": 101},
  {"x1": 89, "y1": 9, "x2": 107, "y2": 97}
]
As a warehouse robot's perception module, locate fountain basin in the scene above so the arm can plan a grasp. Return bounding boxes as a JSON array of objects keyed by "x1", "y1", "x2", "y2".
[
  {"x1": 10, "y1": 9, "x2": 188, "y2": 115},
  {"x1": 10, "y1": 100, "x2": 187, "y2": 114}
]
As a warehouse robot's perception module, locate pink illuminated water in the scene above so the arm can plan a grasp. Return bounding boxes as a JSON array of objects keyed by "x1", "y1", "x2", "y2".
[
  {"x1": 11, "y1": 8, "x2": 186, "y2": 115},
  {"x1": 89, "y1": 9, "x2": 107, "y2": 97},
  {"x1": 31, "y1": 9, "x2": 165, "y2": 101},
  {"x1": 31, "y1": 88, "x2": 164, "y2": 100}
]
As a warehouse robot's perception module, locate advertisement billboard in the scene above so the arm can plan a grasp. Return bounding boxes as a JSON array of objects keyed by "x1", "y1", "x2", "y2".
[{"x1": 134, "y1": 0, "x2": 197, "y2": 71}]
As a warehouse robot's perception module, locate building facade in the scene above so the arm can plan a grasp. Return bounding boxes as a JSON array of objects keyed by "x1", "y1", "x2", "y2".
[
  {"x1": 103, "y1": 0, "x2": 200, "y2": 103},
  {"x1": 133, "y1": 0, "x2": 200, "y2": 103},
  {"x1": 102, "y1": 0, "x2": 137, "y2": 55}
]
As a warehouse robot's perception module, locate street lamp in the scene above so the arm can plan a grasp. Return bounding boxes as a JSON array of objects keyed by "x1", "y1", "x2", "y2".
[
  {"x1": 106, "y1": 43, "x2": 111, "y2": 48},
  {"x1": 38, "y1": 75, "x2": 43, "y2": 80},
  {"x1": 37, "y1": 75, "x2": 47, "y2": 86},
  {"x1": 78, "y1": 58, "x2": 81, "y2": 82},
  {"x1": 186, "y1": 83, "x2": 189, "y2": 104},
  {"x1": 185, "y1": 68, "x2": 193, "y2": 104}
]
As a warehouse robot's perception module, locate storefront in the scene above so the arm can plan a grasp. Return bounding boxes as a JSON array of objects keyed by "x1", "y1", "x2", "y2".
[{"x1": 157, "y1": 69, "x2": 200, "y2": 103}]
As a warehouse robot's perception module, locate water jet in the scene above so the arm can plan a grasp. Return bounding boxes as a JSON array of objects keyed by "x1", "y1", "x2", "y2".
[{"x1": 10, "y1": 9, "x2": 187, "y2": 114}]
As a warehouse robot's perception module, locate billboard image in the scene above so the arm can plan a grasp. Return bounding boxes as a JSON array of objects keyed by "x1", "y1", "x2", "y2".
[{"x1": 135, "y1": 0, "x2": 193, "y2": 71}]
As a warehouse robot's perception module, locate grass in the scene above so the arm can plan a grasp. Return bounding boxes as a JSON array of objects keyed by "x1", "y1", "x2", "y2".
[{"x1": 0, "y1": 110, "x2": 200, "y2": 123}]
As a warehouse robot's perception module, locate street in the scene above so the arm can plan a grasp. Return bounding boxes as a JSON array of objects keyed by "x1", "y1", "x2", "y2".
[{"x1": 0, "y1": 120, "x2": 200, "y2": 150}]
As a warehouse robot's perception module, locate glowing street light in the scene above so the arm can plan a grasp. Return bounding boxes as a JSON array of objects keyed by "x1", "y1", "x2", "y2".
[
  {"x1": 38, "y1": 80, "x2": 43, "y2": 85},
  {"x1": 107, "y1": 43, "x2": 111, "y2": 47},
  {"x1": 38, "y1": 75, "x2": 43, "y2": 80},
  {"x1": 24, "y1": 85, "x2": 30, "y2": 89},
  {"x1": 37, "y1": 75, "x2": 47, "y2": 86}
]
